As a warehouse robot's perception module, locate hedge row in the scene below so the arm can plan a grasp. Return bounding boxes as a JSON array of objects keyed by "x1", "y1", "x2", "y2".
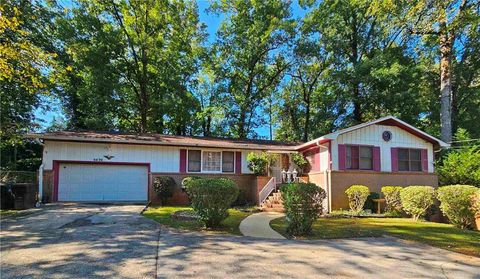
[{"x1": 345, "y1": 184, "x2": 480, "y2": 229}]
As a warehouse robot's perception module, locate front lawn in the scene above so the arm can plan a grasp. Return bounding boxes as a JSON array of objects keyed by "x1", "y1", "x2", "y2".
[
  {"x1": 143, "y1": 206, "x2": 255, "y2": 235},
  {"x1": 271, "y1": 217, "x2": 480, "y2": 257}
]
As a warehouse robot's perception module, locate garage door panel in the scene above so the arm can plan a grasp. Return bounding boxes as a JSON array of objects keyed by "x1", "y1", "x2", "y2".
[{"x1": 58, "y1": 164, "x2": 148, "y2": 202}]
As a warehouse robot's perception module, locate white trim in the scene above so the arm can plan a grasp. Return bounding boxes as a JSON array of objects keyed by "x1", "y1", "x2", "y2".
[
  {"x1": 297, "y1": 116, "x2": 449, "y2": 150},
  {"x1": 186, "y1": 148, "x2": 236, "y2": 174}
]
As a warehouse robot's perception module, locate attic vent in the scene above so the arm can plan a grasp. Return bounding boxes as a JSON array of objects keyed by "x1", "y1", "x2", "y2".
[{"x1": 382, "y1": 131, "x2": 392, "y2": 142}]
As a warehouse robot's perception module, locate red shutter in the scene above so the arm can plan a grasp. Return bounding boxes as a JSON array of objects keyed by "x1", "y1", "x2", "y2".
[
  {"x1": 373, "y1": 146, "x2": 381, "y2": 171},
  {"x1": 338, "y1": 144, "x2": 346, "y2": 170},
  {"x1": 179, "y1": 149, "x2": 187, "y2": 173},
  {"x1": 235, "y1": 151, "x2": 242, "y2": 174},
  {"x1": 391, "y1": 148, "x2": 398, "y2": 172},
  {"x1": 421, "y1": 149, "x2": 428, "y2": 172}
]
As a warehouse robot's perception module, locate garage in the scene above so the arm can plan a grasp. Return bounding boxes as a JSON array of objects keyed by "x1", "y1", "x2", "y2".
[{"x1": 57, "y1": 163, "x2": 148, "y2": 202}]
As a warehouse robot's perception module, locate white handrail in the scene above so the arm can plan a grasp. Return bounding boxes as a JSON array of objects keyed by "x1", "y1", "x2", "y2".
[{"x1": 258, "y1": 177, "x2": 276, "y2": 205}]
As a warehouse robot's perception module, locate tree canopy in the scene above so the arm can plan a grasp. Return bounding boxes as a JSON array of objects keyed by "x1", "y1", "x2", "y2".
[{"x1": 1, "y1": 0, "x2": 479, "y2": 170}]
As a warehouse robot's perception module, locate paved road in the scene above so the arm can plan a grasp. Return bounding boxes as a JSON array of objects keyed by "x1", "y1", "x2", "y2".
[{"x1": 1, "y1": 204, "x2": 479, "y2": 278}]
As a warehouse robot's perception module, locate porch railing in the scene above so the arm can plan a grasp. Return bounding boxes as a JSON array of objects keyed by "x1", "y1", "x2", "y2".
[{"x1": 258, "y1": 177, "x2": 276, "y2": 205}]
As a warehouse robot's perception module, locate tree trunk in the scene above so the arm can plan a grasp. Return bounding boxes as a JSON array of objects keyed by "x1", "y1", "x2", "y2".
[
  {"x1": 439, "y1": 26, "x2": 454, "y2": 143},
  {"x1": 303, "y1": 98, "x2": 311, "y2": 142}
]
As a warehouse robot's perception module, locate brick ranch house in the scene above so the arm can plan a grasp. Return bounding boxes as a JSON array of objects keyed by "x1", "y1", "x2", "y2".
[{"x1": 28, "y1": 116, "x2": 448, "y2": 212}]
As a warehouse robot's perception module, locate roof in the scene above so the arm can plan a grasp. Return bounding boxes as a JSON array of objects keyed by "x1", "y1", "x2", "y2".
[
  {"x1": 28, "y1": 116, "x2": 449, "y2": 152},
  {"x1": 297, "y1": 115, "x2": 449, "y2": 151},
  {"x1": 27, "y1": 131, "x2": 300, "y2": 151}
]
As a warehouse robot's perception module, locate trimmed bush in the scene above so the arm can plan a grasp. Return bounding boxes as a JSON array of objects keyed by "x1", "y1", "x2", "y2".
[
  {"x1": 400, "y1": 186, "x2": 435, "y2": 221},
  {"x1": 436, "y1": 185, "x2": 478, "y2": 229},
  {"x1": 280, "y1": 183, "x2": 326, "y2": 236},
  {"x1": 153, "y1": 176, "x2": 176, "y2": 205},
  {"x1": 473, "y1": 191, "x2": 480, "y2": 216},
  {"x1": 345, "y1": 185, "x2": 370, "y2": 214},
  {"x1": 381, "y1": 186, "x2": 403, "y2": 214},
  {"x1": 181, "y1": 176, "x2": 201, "y2": 189},
  {"x1": 185, "y1": 178, "x2": 239, "y2": 228}
]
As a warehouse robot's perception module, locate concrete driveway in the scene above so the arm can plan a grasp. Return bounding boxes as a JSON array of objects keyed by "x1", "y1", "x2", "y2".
[
  {"x1": 0, "y1": 204, "x2": 159, "y2": 278},
  {"x1": 1, "y1": 205, "x2": 479, "y2": 278}
]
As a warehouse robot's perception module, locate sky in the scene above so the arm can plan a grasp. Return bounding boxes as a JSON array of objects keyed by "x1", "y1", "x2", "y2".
[{"x1": 35, "y1": 0, "x2": 310, "y2": 138}]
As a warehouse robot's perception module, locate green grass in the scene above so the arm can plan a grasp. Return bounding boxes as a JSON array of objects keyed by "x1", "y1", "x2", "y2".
[
  {"x1": 270, "y1": 217, "x2": 480, "y2": 257},
  {"x1": 142, "y1": 206, "x2": 254, "y2": 235}
]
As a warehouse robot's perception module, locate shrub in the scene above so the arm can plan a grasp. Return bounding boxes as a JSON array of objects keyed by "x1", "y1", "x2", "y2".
[
  {"x1": 472, "y1": 191, "x2": 480, "y2": 216},
  {"x1": 436, "y1": 185, "x2": 478, "y2": 229},
  {"x1": 400, "y1": 186, "x2": 435, "y2": 221},
  {"x1": 291, "y1": 153, "x2": 308, "y2": 173},
  {"x1": 185, "y1": 178, "x2": 239, "y2": 228},
  {"x1": 280, "y1": 183, "x2": 326, "y2": 236},
  {"x1": 181, "y1": 176, "x2": 201, "y2": 189},
  {"x1": 153, "y1": 176, "x2": 176, "y2": 205},
  {"x1": 381, "y1": 186, "x2": 403, "y2": 214},
  {"x1": 437, "y1": 129, "x2": 480, "y2": 187},
  {"x1": 363, "y1": 192, "x2": 380, "y2": 212},
  {"x1": 345, "y1": 185, "x2": 370, "y2": 214},
  {"x1": 247, "y1": 152, "x2": 269, "y2": 176}
]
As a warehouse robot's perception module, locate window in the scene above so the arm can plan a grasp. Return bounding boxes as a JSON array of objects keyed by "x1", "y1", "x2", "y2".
[
  {"x1": 398, "y1": 148, "x2": 422, "y2": 171},
  {"x1": 202, "y1": 151, "x2": 221, "y2": 172},
  {"x1": 346, "y1": 145, "x2": 373, "y2": 170},
  {"x1": 188, "y1": 150, "x2": 201, "y2": 172},
  {"x1": 222, "y1": 151, "x2": 235, "y2": 173}
]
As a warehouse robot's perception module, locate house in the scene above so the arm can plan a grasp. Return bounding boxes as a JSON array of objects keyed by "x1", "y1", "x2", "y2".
[{"x1": 28, "y1": 116, "x2": 448, "y2": 212}]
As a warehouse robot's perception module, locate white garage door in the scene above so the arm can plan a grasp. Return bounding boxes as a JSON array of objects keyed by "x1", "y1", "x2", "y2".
[{"x1": 58, "y1": 163, "x2": 148, "y2": 202}]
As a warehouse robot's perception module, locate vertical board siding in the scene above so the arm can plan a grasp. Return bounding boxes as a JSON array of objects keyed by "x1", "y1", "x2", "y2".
[
  {"x1": 304, "y1": 147, "x2": 321, "y2": 172},
  {"x1": 235, "y1": 151, "x2": 242, "y2": 174},
  {"x1": 338, "y1": 144, "x2": 346, "y2": 170},
  {"x1": 421, "y1": 149, "x2": 428, "y2": 172},
  {"x1": 373, "y1": 146, "x2": 381, "y2": 171},
  {"x1": 333, "y1": 124, "x2": 434, "y2": 173},
  {"x1": 179, "y1": 149, "x2": 187, "y2": 173}
]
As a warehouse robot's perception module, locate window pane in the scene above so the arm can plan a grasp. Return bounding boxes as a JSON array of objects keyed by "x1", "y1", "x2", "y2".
[
  {"x1": 222, "y1": 151, "x2": 234, "y2": 172},
  {"x1": 360, "y1": 146, "x2": 372, "y2": 158},
  {"x1": 410, "y1": 160, "x2": 422, "y2": 171},
  {"x1": 347, "y1": 146, "x2": 359, "y2": 169},
  {"x1": 398, "y1": 160, "x2": 409, "y2": 171},
  {"x1": 398, "y1": 149, "x2": 409, "y2": 160},
  {"x1": 359, "y1": 146, "x2": 373, "y2": 170},
  {"x1": 410, "y1": 149, "x2": 421, "y2": 160},
  {"x1": 202, "y1": 151, "x2": 221, "y2": 172},
  {"x1": 188, "y1": 150, "x2": 201, "y2": 172}
]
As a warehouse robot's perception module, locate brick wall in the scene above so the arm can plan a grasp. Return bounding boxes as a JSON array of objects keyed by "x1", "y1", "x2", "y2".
[
  {"x1": 330, "y1": 171, "x2": 438, "y2": 210},
  {"x1": 150, "y1": 173, "x2": 257, "y2": 205}
]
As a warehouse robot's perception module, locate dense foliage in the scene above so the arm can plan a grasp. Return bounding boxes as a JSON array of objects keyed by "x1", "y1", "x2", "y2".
[
  {"x1": 345, "y1": 185, "x2": 370, "y2": 214},
  {"x1": 436, "y1": 185, "x2": 478, "y2": 229},
  {"x1": 381, "y1": 186, "x2": 403, "y2": 215},
  {"x1": 153, "y1": 176, "x2": 176, "y2": 205},
  {"x1": 185, "y1": 178, "x2": 239, "y2": 228},
  {"x1": 400, "y1": 186, "x2": 435, "y2": 221},
  {"x1": 246, "y1": 152, "x2": 269, "y2": 176},
  {"x1": 437, "y1": 131, "x2": 480, "y2": 187},
  {"x1": 291, "y1": 153, "x2": 308, "y2": 172},
  {"x1": 280, "y1": 183, "x2": 326, "y2": 236},
  {"x1": 2, "y1": 0, "x2": 479, "y2": 172}
]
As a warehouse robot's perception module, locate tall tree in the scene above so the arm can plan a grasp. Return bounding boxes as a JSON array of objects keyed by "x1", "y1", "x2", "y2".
[
  {"x1": 211, "y1": 0, "x2": 295, "y2": 138},
  {"x1": 0, "y1": 1, "x2": 55, "y2": 144},
  {"x1": 371, "y1": 0, "x2": 479, "y2": 143}
]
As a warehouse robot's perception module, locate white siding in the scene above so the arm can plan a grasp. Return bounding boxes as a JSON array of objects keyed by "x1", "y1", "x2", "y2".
[
  {"x1": 241, "y1": 150, "x2": 259, "y2": 174},
  {"x1": 319, "y1": 143, "x2": 330, "y2": 171},
  {"x1": 331, "y1": 125, "x2": 434, "y2": 172},
  {"x1": 43, "y1": 141, "x2": 180, "y2": 172}
]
